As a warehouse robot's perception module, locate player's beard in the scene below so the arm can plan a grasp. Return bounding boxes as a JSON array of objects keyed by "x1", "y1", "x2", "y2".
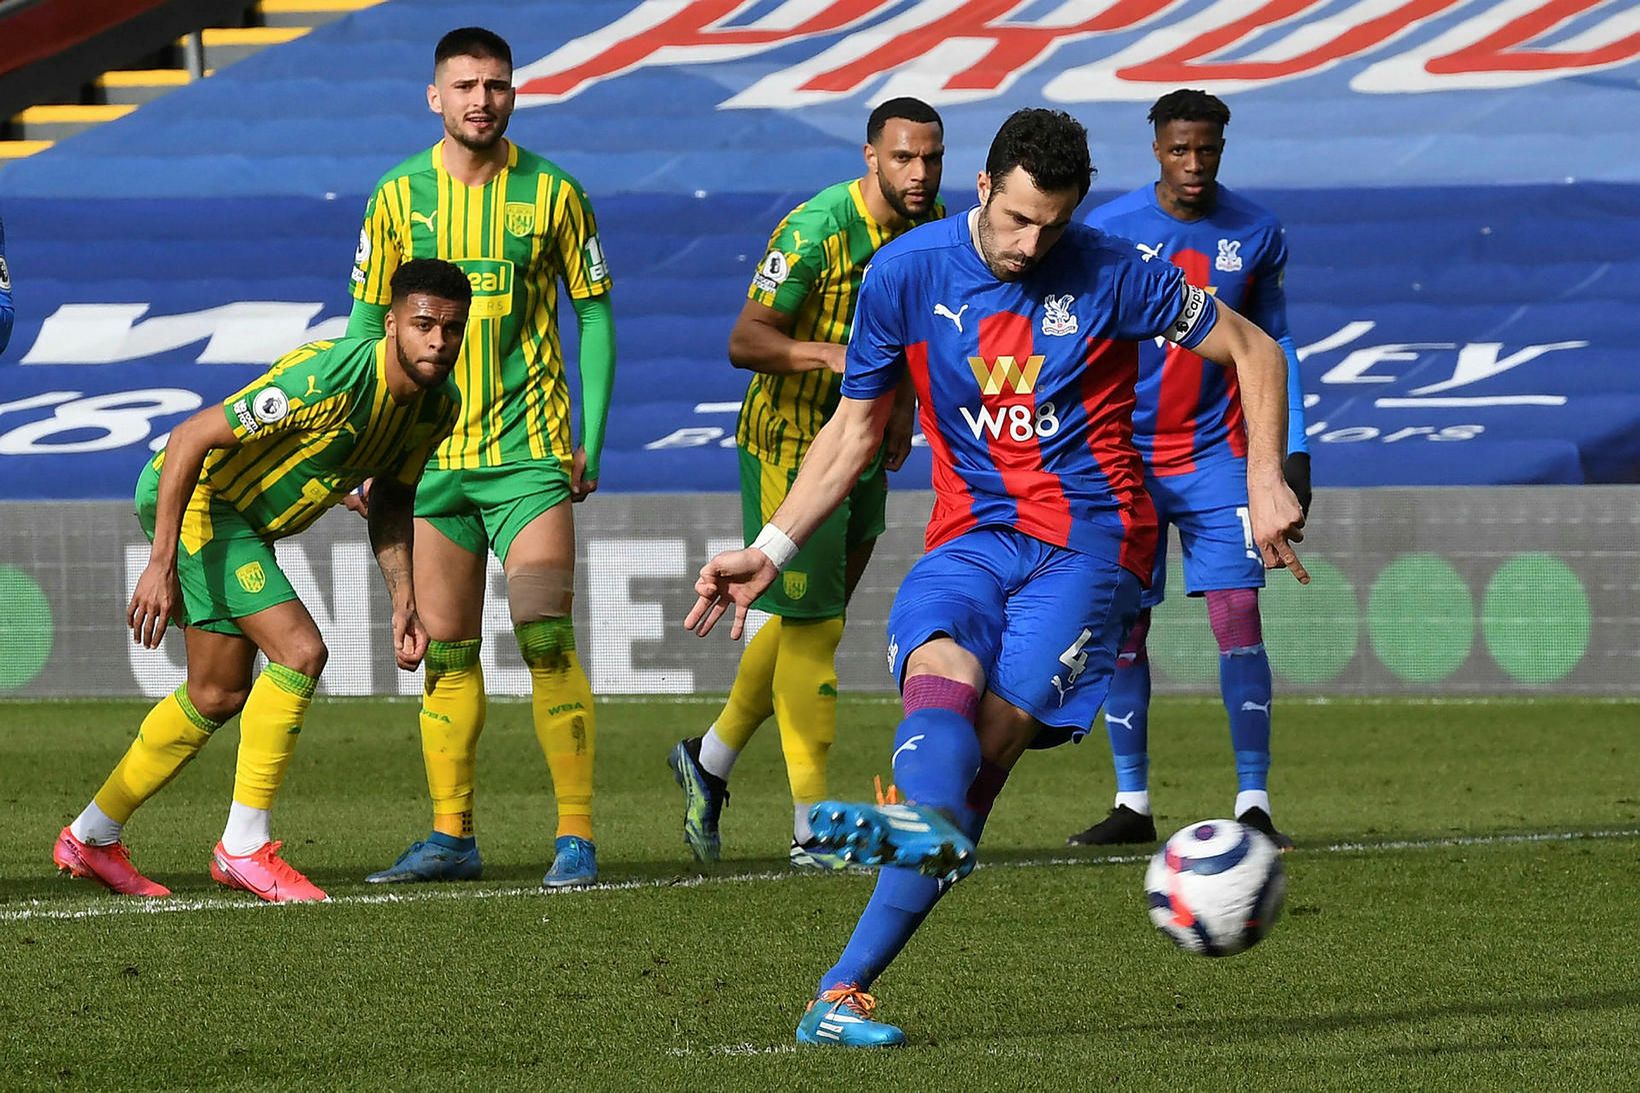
[
  {"x1": 878, "y1": 169, "x2": 931, "y2": 221},
  {"x1": 976, "y1": 204, "x2": 1030, "y2": 281},
  {"x1": 447, "y1": 111, "x2": 509, "y2": 153},
  {"x1": 394, "y1": 335, "x2": 450, "y2": 389}
]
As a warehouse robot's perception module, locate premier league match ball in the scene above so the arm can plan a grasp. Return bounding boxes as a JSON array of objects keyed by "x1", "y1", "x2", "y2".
[{"x1": 1144, "y1": 819, "x2": 1286, "y2": 957}]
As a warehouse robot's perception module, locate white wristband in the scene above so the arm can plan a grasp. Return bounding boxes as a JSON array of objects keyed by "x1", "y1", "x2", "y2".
[{"x1": 750, "y1": 524, "x2": 799, "y2": 571}]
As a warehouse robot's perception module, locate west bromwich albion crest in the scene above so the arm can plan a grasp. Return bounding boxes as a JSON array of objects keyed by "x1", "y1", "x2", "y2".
[{"x1": 505, "y1": 202, "x2": 536, "y2": 238}]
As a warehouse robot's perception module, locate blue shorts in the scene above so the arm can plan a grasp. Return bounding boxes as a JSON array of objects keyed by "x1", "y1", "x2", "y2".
[
  {"x1": 1144, "y1": 468, "x2": 1266, "y2": 610},
  {"x1": 885, "y1": 527, "x2": 1142, "y2": 746}
]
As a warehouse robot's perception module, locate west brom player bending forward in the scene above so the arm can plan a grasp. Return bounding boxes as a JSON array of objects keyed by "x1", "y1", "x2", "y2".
[
  {"x1": 54, "y1": 260, "x2": 466, "y2": 903},
  {"x1": 686, "y1": 109, "x2": 1307, "y2": 1047},
  {"x1": 1069, "y1": 89, "x2": 1311, "y2": 851}
]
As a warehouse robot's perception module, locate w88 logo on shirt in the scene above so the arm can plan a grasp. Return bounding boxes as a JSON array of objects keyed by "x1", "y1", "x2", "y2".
[
  {"x1": 960, "y1": 353, "x2": 1060, "y2": 441},
  {"x1": 960, "y1": 401, "x2": 1061, "y2": 442}
]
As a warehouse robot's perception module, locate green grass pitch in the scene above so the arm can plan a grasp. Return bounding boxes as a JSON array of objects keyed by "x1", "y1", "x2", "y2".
[{"x1": 2, "y1": 696, "x2": 1636, "y2": 1089}]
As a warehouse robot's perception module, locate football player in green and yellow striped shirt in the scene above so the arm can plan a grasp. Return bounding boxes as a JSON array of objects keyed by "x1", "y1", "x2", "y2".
[
  {"x1": 346, "y1": 28, "x2": 616, "y2": 888},
  {"x1": 53, "y1": 259, "x2": 468, "y2": 903},
  {"x1": 668, "y1": 98, "x2": 945, "y2": 869}
]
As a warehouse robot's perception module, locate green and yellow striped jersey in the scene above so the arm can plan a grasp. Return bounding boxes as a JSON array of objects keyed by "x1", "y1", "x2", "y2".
[
  {"x1": 153, "y1": 337, "x2": 460, "y2": 547},
  {"x1": 737, "y1": 178, "x2": 942, "y2": 466},
  {"x1": 349, "y1": 140, "x2": 611, "y2": 471}
]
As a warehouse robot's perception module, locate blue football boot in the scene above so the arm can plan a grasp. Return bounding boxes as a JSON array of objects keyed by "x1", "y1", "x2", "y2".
[
  {"x1": 542, "y1": 835, "x2": 598, "y2": 888},
  {"x1": 667, "y1": 736, "x2": 729, "y2": 862},
  {"x1": 807, "y1": 800, "x2": 976, "y2": 884},
  {"x1": 795, "y1": 987, "x2": 906, "y2": 1048},
  {"x1": 365, "y1": 837, "x2": 482, "y2": 884}
]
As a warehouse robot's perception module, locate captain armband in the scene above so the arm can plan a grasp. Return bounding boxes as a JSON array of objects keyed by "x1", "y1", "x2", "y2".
[{"x1": 1161, "y1": 282, "x2": 1211, "y2": 346}]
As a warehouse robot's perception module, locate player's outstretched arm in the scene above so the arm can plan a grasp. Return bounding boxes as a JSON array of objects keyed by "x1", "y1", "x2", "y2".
[
  {"x1": 686, "y1": 392, "x2": 894, "y2": 639},
  {"x1": 129, "y1": 408, "x2": 239, "y2": 647},
  {"x1": 367, "y1": 475, "x2": 428, "y2": 670},
  {"x1": 1194, "y1": 305, "x2": 1308, "y2": 584},
  {"x1": 728, "y1": 299, "x2": 847, "y2": 376}
]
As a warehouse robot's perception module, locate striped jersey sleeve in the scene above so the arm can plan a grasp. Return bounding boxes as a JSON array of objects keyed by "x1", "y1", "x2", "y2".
[
  {"x1": 551, "y1": 176, "x2": 612, "y2": 299},
  {"x1": 221, "y1": 341, "x2": 351, "y2": 443},
  {"x1": 350, "y1": 180, "x2": 406, "y2": 308},
  {"x1": 747, "y1": 202, "x2": 831, "y2": 315}
]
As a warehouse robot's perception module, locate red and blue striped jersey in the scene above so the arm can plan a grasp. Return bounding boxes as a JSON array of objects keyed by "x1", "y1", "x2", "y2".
[
  {"x1": 1085, "y1": 184, "x2": 1292, "y2": 478},
  {"x1": 841, "y1": 212, "x2": 1217, "y2": 579}
]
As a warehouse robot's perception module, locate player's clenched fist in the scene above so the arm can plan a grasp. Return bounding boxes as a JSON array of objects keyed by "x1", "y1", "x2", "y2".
[{"x1": 685, "y1": 548, "x2": 780, "y2": 640}]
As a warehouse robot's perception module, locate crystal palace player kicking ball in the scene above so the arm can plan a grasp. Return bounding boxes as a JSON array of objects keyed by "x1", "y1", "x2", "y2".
[
  {"x1": 686, "y1": 109, "x2": 1307, "y2": 1047},
  {"x1": 1069, "y1": 89, "x2": 1312, "y2": 851}
]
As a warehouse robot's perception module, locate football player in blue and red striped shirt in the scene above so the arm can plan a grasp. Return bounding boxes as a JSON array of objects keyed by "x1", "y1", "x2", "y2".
[
  {"x1": 1070, "y1": 90, "x2": 1310, "y2": 851},
  {"x1": 686, "y1": 108, "x2": 1307, "y2": 1048}
]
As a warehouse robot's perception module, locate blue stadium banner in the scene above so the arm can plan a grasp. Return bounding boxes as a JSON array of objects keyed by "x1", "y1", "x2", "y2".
[{"x1": 2, "y1": 1, "x2": 1637, "y2": 496}]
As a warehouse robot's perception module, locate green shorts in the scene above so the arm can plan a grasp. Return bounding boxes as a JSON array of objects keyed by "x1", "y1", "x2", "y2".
[
  {"x1": 415, "y1": 461, "x2": 572, "y2": 561},
  {"x1": 738, "y1": 446, "x2": 887, "y2": 619},
  {"x1": 134, "y1": 461, "x2": 296, "y2": 636}
]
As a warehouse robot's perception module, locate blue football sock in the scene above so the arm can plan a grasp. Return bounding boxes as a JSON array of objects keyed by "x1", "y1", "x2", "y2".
[
  {"x1": 821, "y1": 786, "x2": 995, "y2": 993},
  {"x1": 428, "y1": 830, "x2": 476, "y2": 852},
  {"x1": 821, "y1": 708, "x2": 989, "y2": 994},
  {"x1": 1220, "y1": 644, "x2": 1273, "y2": 793},
  {"x1": 891, "y1": 707, "x2": 980, "y2": 814},
  {"x1": 1105, "y1": 653, "x2": 1152, "y2": 795},
  {"x1": 821, "y1": 867, "x2": 941, "y2": 992}
]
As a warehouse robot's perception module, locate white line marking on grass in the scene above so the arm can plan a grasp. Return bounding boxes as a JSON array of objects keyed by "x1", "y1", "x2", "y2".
[
  {"x1": 665, "y1": 1043, "x2": 800, "y2": 1057},
  {"x1": 8, "y1": 828, "x2": 1636, "y2": 924}
]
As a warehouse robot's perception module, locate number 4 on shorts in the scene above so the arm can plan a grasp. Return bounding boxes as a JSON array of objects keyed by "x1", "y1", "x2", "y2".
[{"x1": 1058, "y1": 628, "x2": 1093, "y2": 687}]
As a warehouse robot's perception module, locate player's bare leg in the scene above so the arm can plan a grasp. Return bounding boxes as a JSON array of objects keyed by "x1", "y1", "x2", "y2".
[{"x1": 504, "y1": 500, "x2": 598, "y2": 887}]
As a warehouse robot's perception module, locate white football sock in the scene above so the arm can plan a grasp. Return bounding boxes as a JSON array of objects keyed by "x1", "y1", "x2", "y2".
[
  {"x1": 793, "y1": 802, "x2": 814, "y2": 844},
  {"x1": 1235, "y1": 790, "x2": 1271, "y2": 818},
  {"x1": 221, "y1": 801, "x2": 272, "y2": 857},
  {"x1": 1115, "y1": 791, "x2": 1151, "y2": 816},
  {"x1": 70, "y1": 801, "x2": 123, "y2": 846},
  {"x1": 699, "y1": 726, "x2": 740, "y2": 781}
]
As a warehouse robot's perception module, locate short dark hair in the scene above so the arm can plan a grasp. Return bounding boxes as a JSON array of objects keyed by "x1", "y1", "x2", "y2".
[
  {"x1": 1148, "y1": 89, "x2": 1230, "y2": 130},
  {"x1": 391, "y1": 258, "x2": 473, "y2": 306},
  {"x1": 435, "y1": 26, "x2": 512, "y2": 71},
  {"x1": 867, "y1": 96, "x2": 942, "y2": 144},
  {"x1": 985, "y1": 108, "x2": 1093, "y2": 200}
]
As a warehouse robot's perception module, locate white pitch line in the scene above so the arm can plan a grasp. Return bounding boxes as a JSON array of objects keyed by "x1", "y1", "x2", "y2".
[{"x1": 6, "y1": 827, "x2": 1636, "y2": 924}]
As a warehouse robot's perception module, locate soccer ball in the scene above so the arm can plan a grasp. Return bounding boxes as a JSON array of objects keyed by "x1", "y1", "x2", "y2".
[{"x1": 1144, "y1": 819, "x2": 1286, "y2": 957}]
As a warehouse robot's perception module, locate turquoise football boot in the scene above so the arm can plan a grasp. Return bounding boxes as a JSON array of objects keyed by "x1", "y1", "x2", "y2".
[
  {"x1": 795, "y1": 987, "x2": 906, "y2": 1048},
  {"x1": 542, "y1": 835, "x2": 598, "y2": 888},
  {"x1": 365, "y1": 838, "x2": 482, "y2": 884},
  {"x1": 807, "y1": 800, "x2": 976, "y2": 884}
]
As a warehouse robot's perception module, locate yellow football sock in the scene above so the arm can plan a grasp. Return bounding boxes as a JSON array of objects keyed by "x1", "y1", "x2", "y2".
[
  {"x1": 232, "y1": 663, "x2": 316, "y2": 810},
  {"x1": 420, "y1": 639, "x2": 487, "y2": 829},
  {"x1": 94, "y1": 686, "x2": 223, "y2": 823},
  {"x1": 773, "y1": 616, "x2": 844, "y2": 807},
  {"x1": 518, "y1": 618, "x2": 596, "y2": 841},
  {"x1": 713, "y1": 615, "x2": 781, "y2": 750}
]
